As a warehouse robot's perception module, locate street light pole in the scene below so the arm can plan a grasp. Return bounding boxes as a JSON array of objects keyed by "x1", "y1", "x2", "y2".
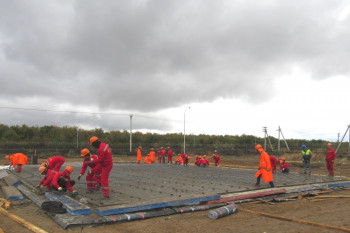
[{"x1": 184, "y1": 106, "x2": 191, "y2": 154}]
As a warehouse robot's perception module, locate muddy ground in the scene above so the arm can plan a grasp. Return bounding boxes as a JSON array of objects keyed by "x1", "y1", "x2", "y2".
[{"x1": 1, "y1": 154, "x2": 350, "y2": 233}]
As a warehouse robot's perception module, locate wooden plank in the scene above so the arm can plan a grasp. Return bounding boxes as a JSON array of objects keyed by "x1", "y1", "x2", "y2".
[
  {"x1": 2, "y1": 186, "x2": 23, "y2": 200},
  {"x1": 96, "y1": 194, "x2": 221, "y2": 216},
  {"x1": 207, "y1": 188, "x2": 286, "y2": 204},
  {"x1": 45, "y1": 192, "x2": 91, "y2": 215}
]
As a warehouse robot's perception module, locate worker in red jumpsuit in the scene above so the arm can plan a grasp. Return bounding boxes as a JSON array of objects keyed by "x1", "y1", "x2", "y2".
[
  {"x1": 90, "y1": 136, "x2": 113, "y2": 198},
  {"x1": 212, "y1": 154, "x2": 221, "y2": 167},
  {"x1": 182, "y1": 153, "x2": 189, "y2": 166},
  {"x1": 157, "y1": 149, "x2": 162, "y2": 163},
  {"x1": 42, "y1": 156, "x2": 65, "y2": 172},
  {"x1": 269, "y1": 156, "x2": 278, "y2": 173},
  {"x1": 167, "y1": 147, "x2": 173, "y2": 164},
  {"x1": 51, "y1": 166, "x2": 77, "y2": 194},
  {"x1": 325, "y1": 143, "x2": 336, "y2": 177},
  {"x1": 201, "y1": 155, "x2": 209, "y2": 167},
  {"x1": 78, "y1": 148, "x2": 101, "y2": 191},
  {"x1": 160, "y1": 147, "x2": 166, "y2": 164},
  {"x1": 37, "y1": 166, "x2": 57, "y2": 189},
  {"x1": 279, "y1": 157, "x2": 289, "y2": 173}
]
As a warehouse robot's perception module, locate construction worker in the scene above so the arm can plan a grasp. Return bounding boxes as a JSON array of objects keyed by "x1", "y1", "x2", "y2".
[
  {"x1": 194, "y1": 155, "x2": 200, "y2": 166},
  {"x1": 90, "y1": 136, "x2": 113, "y2": 198},
  {"x1": 175, "y1": 154, "x2": 184, "y2": 165},
  {"x1": 279, "y1": 157, "x2": 290, "y2": 173},
  {"x1": 15, "y1": 153, "x2": 28, "y2": 173},
  {"x1": 301, "y1": 145, "x2": 312, "y2": 174},
  {"x1": 5, "y1": 154, "x2": 17, "y2": 171},
  {"x1": 182, "y1": 153, "x2": 189, "y2": 166},
  {"x1": 167, "y1": 147, "x2": 173, "y2": 164},
  {"x1": 42, "y1": 156, "x2": 65, "y2": 172},
  {"x1": 200, "y1": 155, "x2": 209, "y2": 167},
  {"x1": 51, "y1": 166, "x2": 77, "y2": 194},
  {"x1": 325, "y1": 143, "x2": 336, "y2": 177},
  {"x1": 78, "y1": 148, "x2": 101, "y2": 192},
  {"x1": 254, "y1": 144, "x2": 274, "y2": 188},
  {"x1": 157, "y1": 149, "x2": 162, "y2": 163},
  {"x1": 269, "y1": 156, "x2": 278, "y2": 173},
  {"x1": 160, "y1": 147, "x2": 166, "y2": 164},
  {"x1": 137, "y1": 146, "x2": 142, "y2": 164},
  {"x1": 37, "y1": 166, "x2": 57, "y2": 189},
  {"x1": 144, "y1": 154, "x2": 151, "y2": 164},
  {"x1": 212, "y1": 153, "x2": 221, "y2": 167},
  {"x1": 149, "y1": 148, "x2": 156, "y2": 164}
]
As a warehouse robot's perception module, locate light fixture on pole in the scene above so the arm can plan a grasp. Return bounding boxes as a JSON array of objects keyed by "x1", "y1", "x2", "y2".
[{"x1": 184, "y1": 106, "x2": 191, "y2": 154}]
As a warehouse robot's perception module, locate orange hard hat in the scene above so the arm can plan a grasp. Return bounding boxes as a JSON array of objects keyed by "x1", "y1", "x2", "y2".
[
  {"x1": 41, "y1": 162, "x2": 47, "y2": 167},
  {"x1": 203, "y1": 155, "x2": 206, "y2": 158},
  {"x1": 195, "y1": 155, "x2": 198, "y2": 158},
  {"x1": 255, "y1": 144, "x2": 263, "y2": 150},
  {"x1": 5, "y1": 155, "x2": 10, "y2": 160},
  {"x1": 178, "y1": 154, "x2": 181, "y2": 156},
  {"x1": 167, "y1": 147, "x2": 170, "y2": 149},
  {"x1": 38, "y1": 166, "x2": 46, "y2": 174},
  {"x1": 280, "y1": 160, "x2": 283, "y2": 164},
  {"x1": 90, "y1": 136, "x2": 99, "y2": 145},
  {"x1": 138, "y1": 146, "x2": 142, "y2": 149},
  {"x1": 188, "y1": 156, "x2": 191, "y2": 159},
  {"x1": 81, "y1": 148, "x2": 90, "y2": 157},
  {"x1": 151, "y1": 148, "x2": 154, "y2": 150},
  {"x1": 199, "y1": 156, "x2": 202, "y2": 159},
  {"x1": 327, "y1": 143, "x2": 332, "y2": 146},
  {"x1": 65, "y1": 166, "x2": 73, "y2": 173},
  {"x1": 281, "y1": 157, "x2": 285, "y2": 161}
]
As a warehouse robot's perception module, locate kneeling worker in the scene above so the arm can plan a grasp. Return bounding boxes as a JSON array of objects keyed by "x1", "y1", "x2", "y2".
[
  {"x1": 78, "y1": 148, "x2": 101, "y2": 191},
  {"x1": 280, "y1": 157, "x2": 290, "y2": 173},
  {"x1": 254, "y1": 144, "x2": 274, "y2": 188},
  {"x1": 51, "y1": 166, "x2": 77, "y2": 194}
]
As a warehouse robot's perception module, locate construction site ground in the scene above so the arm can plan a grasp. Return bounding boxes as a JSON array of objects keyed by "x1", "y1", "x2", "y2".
[{"x1": 1, "y1": 154, "x2": 350, "y2": 233}]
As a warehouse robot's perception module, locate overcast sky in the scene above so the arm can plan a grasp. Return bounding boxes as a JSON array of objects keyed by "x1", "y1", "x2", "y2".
[{"x1": 1, "y1": 0, "x2": 350, "y2": 141}]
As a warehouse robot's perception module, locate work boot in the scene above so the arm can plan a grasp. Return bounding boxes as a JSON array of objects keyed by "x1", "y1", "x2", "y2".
[{"x1": 254, "y1": 183, "x2": 260, "y2": 187}]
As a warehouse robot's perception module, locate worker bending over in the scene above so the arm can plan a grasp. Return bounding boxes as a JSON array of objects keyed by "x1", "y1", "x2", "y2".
[
  {"x1": 42, "y1": 156, "x2": 65, "y2": 172},
  {"x1": 269, "y1": 156, "x2": 278, "y2": 173},
  {"x1": 254, "y1": 144, "x2": 274, "y2": 188},
  {"x1": 279, "y1": 157, "x2": 289, "y2": 173},
  {"x1": 51, "y1": 166, "x2": 77, "y2": 194},
  {"x1": 175, "y1": 154, "x2": 184, "y2": 165},
  {"x1": 37, "y1": 166, "x2": 57, "y2": 189},
  {"x1": 200, "y1": 155, "x2": 209, "y2": 167},
  {"x1": 78, "y1": 148, "x2": 101, "y2": 192},
  {"x1": 5, "y1": 153, "x2": 28, "y2": 172},
  {"x1": 90, "y1": 136, "x2": 113, "y2": 198},
  {"x1": 194, "y1": 155, "x2": 200, "y2": 166},
  {"x1": 212, "y1": 154, "x2": 221, "y2": 167}
]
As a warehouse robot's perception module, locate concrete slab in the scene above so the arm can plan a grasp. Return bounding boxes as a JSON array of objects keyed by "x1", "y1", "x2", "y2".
[
  {"x1": 4, "y1": 174, "x2": 20, "y2": 186},
  {"x1": 0, "y1": 170, "x2": 8, "y2": 179},
  {"x1": 2, "y1": 186, "x2": 23, "y2": 200},
  {"x1": 45, "y1": 192, "x2": 91, "y2": 215}
]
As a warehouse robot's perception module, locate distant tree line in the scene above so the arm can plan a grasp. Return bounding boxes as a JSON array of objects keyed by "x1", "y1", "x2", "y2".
[{"x1": 0, "y1": 124, "x2": 348, "y2": 157}]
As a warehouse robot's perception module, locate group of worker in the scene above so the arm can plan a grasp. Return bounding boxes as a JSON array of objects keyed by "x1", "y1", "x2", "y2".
[
  {"x1": 269, "y1": 156, "x2": 290, "y2": 173},
  {"x1": 35, "y1": 136, "x2": 113, "y2": 198},
  {"x1": 5, "y1": 153, "x2": 28, "y2": 172}
]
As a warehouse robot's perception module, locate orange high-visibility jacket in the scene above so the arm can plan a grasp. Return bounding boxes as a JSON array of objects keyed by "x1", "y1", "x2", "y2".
[
  {"x1": 176, "y1": 155, "x2": 184, "y2": 164},
  {"x1": 9, "y1": 154, "x2": 17, "y2": 167},
  {"x1": 145, "y1": 156, "x2": 151, "y2": 164},
  {"x1": 255, "y1": 148, "x2": 273, "y2": 183},
  {"x1": 137, "y1": 148, "x2": 142, "y2": 161},
  {"x1": 15, "y1": 153, "x2": 28, "y2": 165},
  {"x1": 149, "y1": 151, "x2": 156, "y2": 162}
]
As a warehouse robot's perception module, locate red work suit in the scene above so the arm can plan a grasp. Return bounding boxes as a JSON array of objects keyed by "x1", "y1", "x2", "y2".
[
  {"x1": 157, "y1": 150, "x2": 162, "y2": 163},
  {"x1": 93, "y1": 142, "x2": 113, "y2": 197},
  {"x1": 137, "y1": 148, "x2": 142, "y2": 164},
  {"x1": 213, "y1": 155, "x2": 221, "y2": 166},
  {"x1": 325, "y1": 148, "x2": 336, "y2": 176},
  {"x1": 167, "y1": 149, "x2": 173, "y2": 163},
  {"x1": 280, "y1": 162, "x2": 289, "y2": 172},
  {"x1": 15, "y1": 153, "x2": 28, "y2": 172},
  {"x1": 45, "y1": 156, "x2": 65, "y2": 172},
  {"x1": 200, "y1": 158, "x2": 209, "y2": 167},
  {"x1": 182, "y1": 154, "x2": 189, "y2": 166},
  {"x1": 39, "y1": 169, "x2": 57, "y2": 188},
  {"x1": 255, "y1": 149, "x2": 273, "y2": 183},
  {"x1": 269, "y1": 156, "x2": 278, "y2": 173},
  {"x1": 195, "y1": 158, "x2": 200, "y2": 166},
  {"x1": 80, "y1": 155, "x2": 101, "y2": 191},
  {"x1": 51, "y1": 170, "x2": 74, "y2": 192}
]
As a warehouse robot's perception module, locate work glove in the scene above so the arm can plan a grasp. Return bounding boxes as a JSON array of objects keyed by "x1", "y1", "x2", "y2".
[
  {"x1": 77, "y1": 175, "x2": 81, "y2": 180},
  {"x1": 58, "y1": 187, "x2": 63, "y2": 191}
]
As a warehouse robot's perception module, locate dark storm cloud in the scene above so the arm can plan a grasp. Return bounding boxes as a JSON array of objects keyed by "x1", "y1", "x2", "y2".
[{"x1": 1, "y1": 0, "x2": 349, "y2": 117}]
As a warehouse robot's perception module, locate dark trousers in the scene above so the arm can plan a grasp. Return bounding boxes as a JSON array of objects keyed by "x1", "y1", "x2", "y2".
[{"x1": 256, "y1": 174, "x2": 274, "y2": 188}]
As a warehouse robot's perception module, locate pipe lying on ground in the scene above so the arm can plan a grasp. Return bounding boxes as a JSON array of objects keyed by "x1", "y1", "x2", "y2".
[
  {"x1": 240, "y1": 208, "x2": 350, "y2": 233},
  {"x1": 0, "y1": 207, "x2": 49, "y2": 233},
  {"x1": 273, "y1": 198, "x2": 298, "y2": 202},
  {"x1": 207, "y1": 203, "x2": 238, "y2": 219},
  {"x1": 315, "y1": 195, "x2": 350, "y2": 198}
]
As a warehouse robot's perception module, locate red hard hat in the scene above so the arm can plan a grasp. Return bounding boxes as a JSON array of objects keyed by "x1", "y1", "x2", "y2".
[
  {"x1": 81, "y1": 148, "x2": 90, "y2": 157},
  {"x1": 90, "y1": 136, "x2": 99, "y2": 145}
]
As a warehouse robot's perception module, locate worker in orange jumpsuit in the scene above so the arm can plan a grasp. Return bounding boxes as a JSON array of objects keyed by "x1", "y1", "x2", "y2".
[
  {"x1": 5, "y1": 154, "x2": 17, "y2": 171},
  {"x1": 175, "y1": 154, "x2": 184, "y2": 165},
  {"x1": 42, "y1": 156, "x2": 65, "y2": 172},
  {"x1": 137, "y1": 146, "x2": 142, "y2": 164},
  {"x1": 325, "y1": 143, "x2": 336, "y2": 176},
  {"x1": 255, "y1": 144, "x2": 274, "y2": 188},
  {"x1": 37, "y1": 166, "x2": 57, "y2": 189},
  {"x1": 90, "y1": 136, "x2": 113, "y2": 198},
  {"x1": 279, "y1": 157, "x2": 290, "y2": 173},
  {"x1": 51, "y1": 166, "x2": 77, "y2": 194},
  {"x1": 149, "y1": 148, "x2": 156, "y2": 164},
  {"x1": 212, "y1": 154, "x2": 221, "y2": 167},
  {"x1": 15, "y1": 153, "x2": 28, "y2": 172},
  {"x1": 78, "y1": 148, "x2": 101, "y2": 191},
  {"x1": 269, "y1": 156, "x2": 278, "y2": 173},
  {"x1": 144, "y1": 154, "x2": 151, "y2": 164},
  {"x1": 167, "y1": 147, "x2": 173, "y2": 164}
]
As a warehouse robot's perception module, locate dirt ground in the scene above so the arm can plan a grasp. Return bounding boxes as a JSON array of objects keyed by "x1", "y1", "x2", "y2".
[{"x1": 1, "y1": 154, "x2": 350, "y2": 233}]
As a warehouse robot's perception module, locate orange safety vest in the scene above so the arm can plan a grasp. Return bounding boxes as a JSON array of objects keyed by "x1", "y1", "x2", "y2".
[{"x1": 255, "y1": 149, "x2": 273, "y2": 182}]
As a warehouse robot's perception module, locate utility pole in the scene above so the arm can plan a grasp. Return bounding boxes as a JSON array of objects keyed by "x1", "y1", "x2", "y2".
[
  {"x1": 130, "y1": 114, "x2": 133, "y2": 153},
  {"x1": 76, "y1": 127, "x2": 79, "y2": 149},
  {"x1": 337, "y1": 133, "x2": 340, "y2": 143},
  {"x1": 277, "y1": 126, "x2": 290, "y2": 152},
  {"x1": 335, "y1": 125, "x2": 350, "y2": 158},
  {"x1": 184, "y1": 107, "x2": 190, "y2": 154},
  {"x1": 263, "y1": 127, "x2": 273, "y2": 151}
]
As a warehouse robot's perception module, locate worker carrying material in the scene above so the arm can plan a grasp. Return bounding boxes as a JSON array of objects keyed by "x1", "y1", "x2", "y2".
[
  {"x1": 90, "y1": 136, "x2": 113, "y2": 198},
  {"x1": 149, "y1": 148, "x2": 156, "y2": 164},
  {"x1": 51, "y1": 166, "x2": 77, "y2": 194},
  {"x1": 5, "y1": 153, "x2": 28, "y2": 172},
  {"x1": 254, "y1": 144, "x2": 274, "y2": 188},
  {"x1": 212, "y1": 154, "x2": 221, "y2": 167},
  {"x1": 37, "y1": 166, "x2": 57, "y2": 189},
  {"x1": 325, "y1": 143, "x2": 336, "y2": 177},
  {"x1": 279, "y1": 157, "x2": 290, "y2": 173},
  {"x1": 301, "y1": 145, "x2": 312, "y2": 175},
  {"x1": 269, "y1": 156, "x2": 278, "y2": 173},
  {"x1": 42, "y1": 156, "x2": 65, "y2": 172},
  {"x1": 175, "y1": 154, "x2": 184, "y2": 165},
  {"x1": 78, "y1": 148, "x2": 101, "y2": 191},
  {"x1": 167, "y1": 147, "x2": 173, "y2": 164},
  {"x1": 137, "y1": 146, "x2": 142, "y2": 164},
  {"x1": 144, "y1": 154, "x2": 151, "y2": 164}
]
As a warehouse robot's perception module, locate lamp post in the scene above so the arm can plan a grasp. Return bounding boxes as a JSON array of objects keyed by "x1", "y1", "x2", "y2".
[{"x1": 184, "y1": 106, "x2": 191, "y2": 154}]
